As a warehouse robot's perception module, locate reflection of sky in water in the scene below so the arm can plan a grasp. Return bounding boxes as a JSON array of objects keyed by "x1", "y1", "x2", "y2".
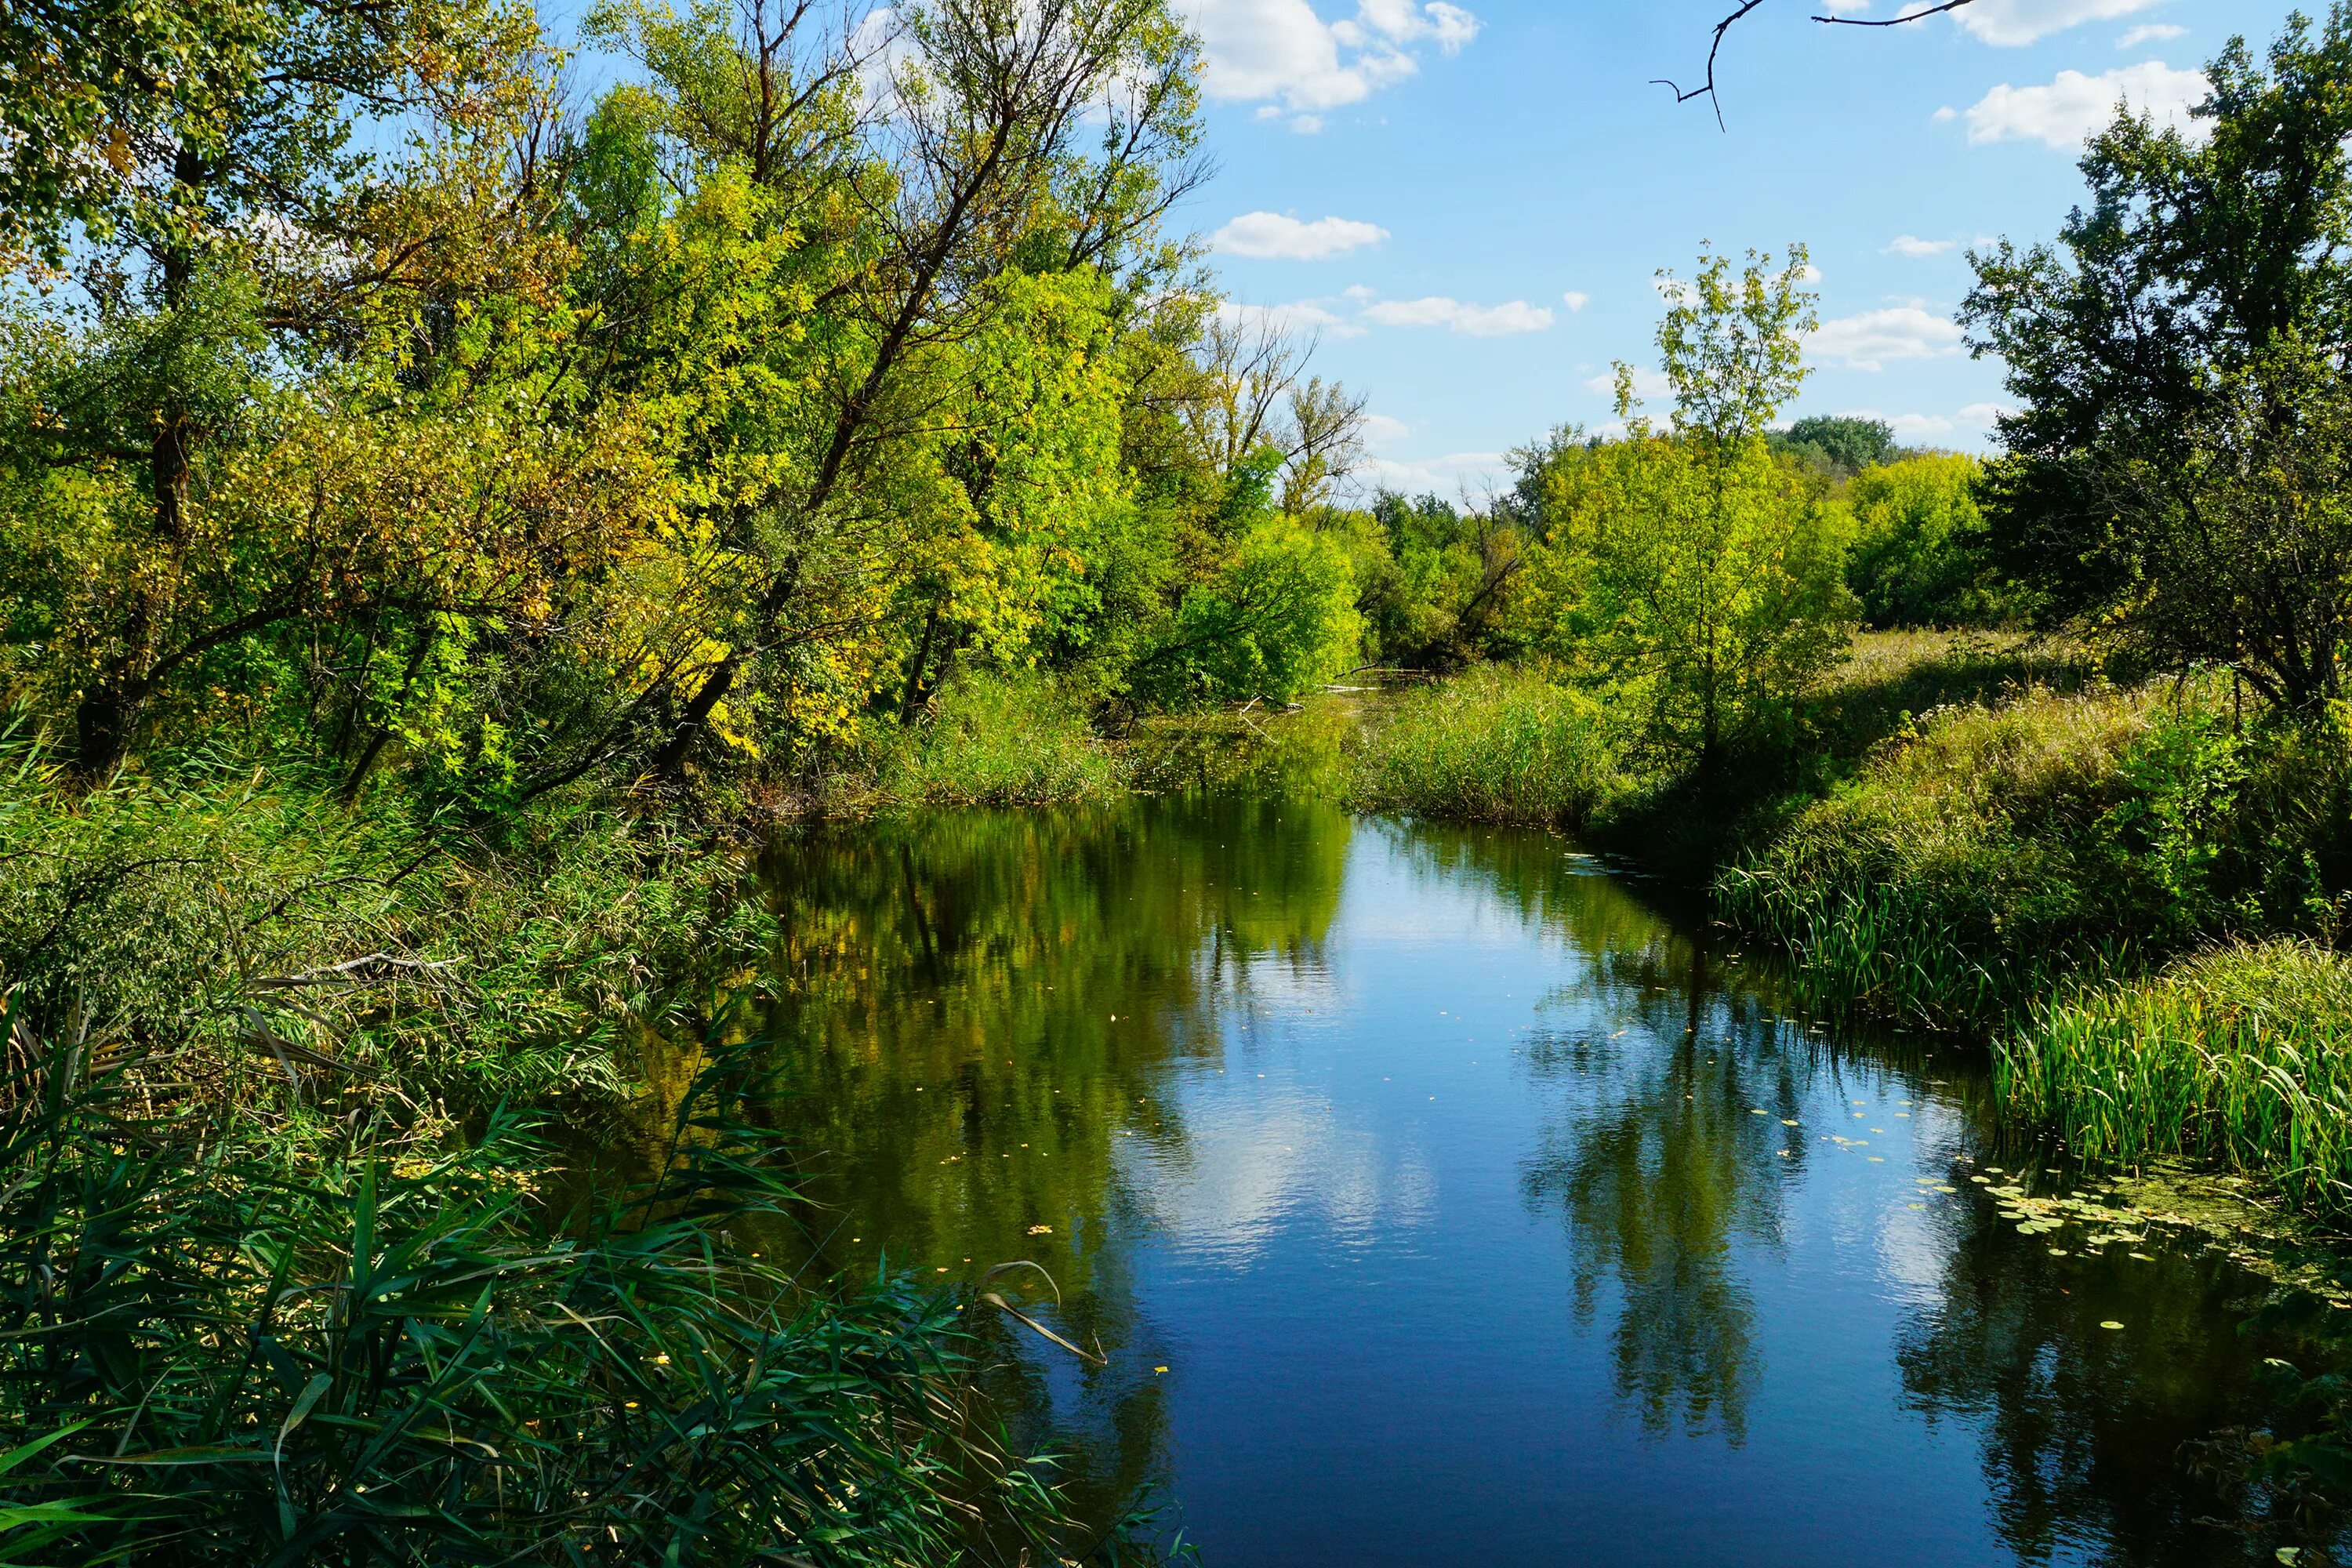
[{"x1": 755, "y1": 800, "x2": 2321, "y2": 1568}]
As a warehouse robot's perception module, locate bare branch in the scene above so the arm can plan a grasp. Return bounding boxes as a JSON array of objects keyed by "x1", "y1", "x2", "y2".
[{"x1": 1666, "y1": 0, "x2": 1974, "y2": 126}]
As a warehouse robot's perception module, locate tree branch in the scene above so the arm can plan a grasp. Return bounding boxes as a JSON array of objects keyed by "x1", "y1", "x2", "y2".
[{"x1": 1665, "y1": 0, "x2": 1975, "y2": 126}]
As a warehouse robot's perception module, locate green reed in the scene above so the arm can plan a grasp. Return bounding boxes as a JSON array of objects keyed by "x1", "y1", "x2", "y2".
[
  {"x1": 0, "y1": 1001, "x2": 1135, "y2": 1567},
  {"x1": 1345, "y1": 665, "x2": 1625, "y2": 828},
  {"x1": 1998, "y1": 941, "x2": 2352, "y2": 1214}
]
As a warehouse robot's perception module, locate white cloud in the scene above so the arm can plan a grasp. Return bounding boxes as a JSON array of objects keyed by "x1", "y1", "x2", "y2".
[
  {"x1": 1211, "y1": 210, "x2": 1390, "y2": 260},
  {"x1": 1837, "y1": 408, "x2": 1955, "y2": 439},
  {"x1": 1361, "y1": 295, "x2": 1553, "y2": 335},
  {"x1": 1958, "y1": 401, "x2": 2016, "y2": 426},
  {"x1": 1359, "y1": 449, "x2": 1508, "y2": 500},
  {"x1": 1362, "y1": 412, "x2": 1413, "y2": 444},
  {"x1": 1952, "y1": 0, "x2": 2165, "y2": 47},
  {"x1": 1964, "y1": 62, "x2": 2208, "y2": 149},
  {"x1": 1584, "y1": 366, "x2": 1671, "y2": 400},
  {"x1": 1820, "y1": 0, "x2": 1871, "y2": 13},
  {"x1": 1809, "y1": 307, "x2": 1965, "y2": 371},
  {"x1": 1883, "y1": 234, "x2": 1954, "y2": 257},
  {"x1": 1933, "y1": 104, "x2": 1958, "y2": 122},
  {"x1": 1561, "y1": 289, "x2": 1589, "y2": 311},
  {"x1": 2118, "y1": 23, "x2": 2187, "y2": 48},
  {"x1": 1215, "y1": 298, "x2": 1367, "y2": 339},
  {"x1": 1181, "y1": 0, "x2": 1481, "y2": 126}
]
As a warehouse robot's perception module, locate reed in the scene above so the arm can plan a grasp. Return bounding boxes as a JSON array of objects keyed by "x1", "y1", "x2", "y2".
[
  {"x1": 856, "y1": 674, "x2": 1125, "y2": 811},
  {"x1": 0, "y1": 1005, "x2": 1127, "y2": 1566},
  {"x1": 1999, "y1": 941, "x2": 2352, "y2": 1213},
  {"x1": 1346, "y1": 665, "x2": 1625, "y2": 828}
]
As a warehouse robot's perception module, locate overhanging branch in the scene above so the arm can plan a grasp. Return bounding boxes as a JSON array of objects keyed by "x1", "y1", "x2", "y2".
[{"x1": 1663, "y1": 0, "x2": 1976, "y2": 127}]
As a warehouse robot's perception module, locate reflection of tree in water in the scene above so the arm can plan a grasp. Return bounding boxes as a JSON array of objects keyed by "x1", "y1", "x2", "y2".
[
  {"x1": 1387, "y1": 818, "x2": 1805, "y2": 1442},
  {"x1": 1896, "y1": 1221, "x2": 2306, "y2": 1566},
  {"x1": 739, "y1": 796, "x2": 1353, "y2": 1530}
]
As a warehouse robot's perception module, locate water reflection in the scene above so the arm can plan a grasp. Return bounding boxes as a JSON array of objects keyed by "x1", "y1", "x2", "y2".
[{"x1": 701, "y1": 797, "x2": 2331, "y2": 1566}]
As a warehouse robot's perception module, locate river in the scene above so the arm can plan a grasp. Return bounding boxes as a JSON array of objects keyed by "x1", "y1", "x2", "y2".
[{"x1": 721, "y1": 794, "x2": 2310, "y2": 1566}]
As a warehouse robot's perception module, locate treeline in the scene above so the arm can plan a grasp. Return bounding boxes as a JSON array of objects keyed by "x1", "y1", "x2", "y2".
[{"x1": 0, "y1": 0, "x2": 1424, "y2": 816}]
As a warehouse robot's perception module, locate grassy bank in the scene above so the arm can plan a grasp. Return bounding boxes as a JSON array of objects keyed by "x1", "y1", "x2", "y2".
[
  {"x1": 0, "y1": 733, "x2": 1136, "y2": 1564},
  {"x1": 1999, "y1": 942, "x2": 2352, "y2": 1213}
]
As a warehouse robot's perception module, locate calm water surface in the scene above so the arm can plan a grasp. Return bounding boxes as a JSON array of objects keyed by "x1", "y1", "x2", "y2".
[{"x1": 730, "y1": 796, "x2": 2306, "y2": 1566}]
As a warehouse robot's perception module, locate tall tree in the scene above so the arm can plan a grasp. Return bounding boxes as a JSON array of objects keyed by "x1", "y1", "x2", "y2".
[
  {"x1": 1963, "y1": 5, "x2": 2352, "y2": 705},
  {"x1": 1525, "y1": 245, "x2": 1851, "y2": 773}
]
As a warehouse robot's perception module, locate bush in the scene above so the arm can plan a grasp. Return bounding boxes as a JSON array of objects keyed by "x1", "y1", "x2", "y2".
[
  {"x1": 0, "y1": 736, "x2": 771, "y2": 1109},
  {"x1": 1999, "y1": 941, "x2": 2352, "y2": 1213},
  {"x1": 1347, "y1": 665, "x2": 1626, "y2": 828}
]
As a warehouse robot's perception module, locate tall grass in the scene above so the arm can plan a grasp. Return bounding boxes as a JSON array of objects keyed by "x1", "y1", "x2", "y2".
[
  {"x1": 0, "y1": 1005, "x2": 1126, "y2": 1566},
  {"x1": 1346, "y1": 665, "x2": 1625, "y2": 828},
  {"x1": 850, "y1": 675, "x2": 1124, "y2": 811},
  {"x1": 1999, "y1": 941, "x2": 2352, "y2": 1213},
  {"x1": 1715, "y1": 682, "x2": 2177, "y2": 1027},
  {"x1": 0, "y1": 735, "x2": 772, "y2": 1110}
]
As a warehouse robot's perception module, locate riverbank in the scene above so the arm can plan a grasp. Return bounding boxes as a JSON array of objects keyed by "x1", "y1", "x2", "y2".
[{"x1": 0, "y1": 739, "x2": 1142, "y2": 1564}]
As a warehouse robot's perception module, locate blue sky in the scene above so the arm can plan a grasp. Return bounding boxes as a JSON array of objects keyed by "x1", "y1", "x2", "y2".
[{"x1": 1178, "y1": 0, "x2": 2300, "y2": 499}]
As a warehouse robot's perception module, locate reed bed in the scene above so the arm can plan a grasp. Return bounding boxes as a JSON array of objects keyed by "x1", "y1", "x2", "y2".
[
  {"x1": 1346, "y1": 664, "x2": 1625, "y2": 828},
  {"x1": 0, "y1": 1010, "x2": 1122, "y2": 1566},
  {"x1": 1999, "y1": 941, "x2": 2352, "y2": 1213}
]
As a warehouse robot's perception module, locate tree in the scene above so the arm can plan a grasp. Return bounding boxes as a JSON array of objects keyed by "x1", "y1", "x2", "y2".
[
  {"x1": 2096, "y1": 339, "x2": 2352, "y2": 706},
  {"x1": 1772, "y1": 415, "x2": 1895, "y2": 480},
  {"x1": 0, "y1": 0, "x2": 550, "y2": 778},
  {"x1": 1844, "y1": 453, "x2": 2009, "y2": 629},
  {"x1": 625, "y1": 0, "x2": 1207, "y2": 779},
  {"x1": 1523, "y1": 245, "x2": 1853, "y2": 773},
  {"x1": 1962, "y1": 5, "x2": 2352, "y2": 704}
]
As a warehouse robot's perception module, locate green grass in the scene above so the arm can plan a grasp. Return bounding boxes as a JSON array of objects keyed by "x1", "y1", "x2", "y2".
[
  {"x1": 1716, "y1": 680, "x2": 2169, "y2": 1026},
  {"x1": 0, "y1": 1012, "x2": 1127, "y2": 1566},
  {"x1": 0, "y1": 733, "x2": 776, "y2": 1114},
  {"x1": 1345, "y1": 664, "x2": 1625, "y2": 828},
  {"x1": 844, "y1": 675, "x2": 1125, "y2": 811},
  {"x1": 1999, "y1": 941, "x2": 2352, "y2": 1214}
]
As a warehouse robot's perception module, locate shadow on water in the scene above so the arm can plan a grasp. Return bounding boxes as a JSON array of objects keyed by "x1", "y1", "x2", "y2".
[{"x1": 612, "y1": 795, "x2": 2339, "y2": 1566}]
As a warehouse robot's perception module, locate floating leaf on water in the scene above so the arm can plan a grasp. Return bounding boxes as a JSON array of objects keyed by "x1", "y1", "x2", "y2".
[
  {"x1": 2278, "y1": 1549, "x2": 2302, "y2": 1566},
  {"x1": 1154, "y1": 1366, "x2": 1169, "y2": 1374},
  {"x1": 2100, "y1": 1321, "x2": 2125, "y2": 1330},
  {"x1": 1783, "y1": 1119, "x2": 1801, "y2": 1126},
  {"x1": 2048, "y1": 1248, "x2": 2069, "y2": 1256},
  {"x1": 2129, "y1": 1253, "x2": 2155, "y2": 1261},
  {"x1": 1908, "y1": 1203, "x2": 1926, "y2": 1210},
  {"x1": 1970, "y1": 1175, "x2": 1991, "y2": 1184},
  {"x1": 1936, "y1": 1185, "x2": 1958, "y2": 1193},
  {"x1": 1867, "y1": 1156, "x2": 1886, "y2": 1163}
]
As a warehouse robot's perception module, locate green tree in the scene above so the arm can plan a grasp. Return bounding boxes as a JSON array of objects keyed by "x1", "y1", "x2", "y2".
[
  {"x1": 1770, "y1": 414, "x2": 1896, "y2": 480},
  {"x1": 1845, "y1": 452, "x2": 2013, "y2": 628},
  {"x1": 1963, "y1": 3, "x2": 2352, "y2": 705},
  {"x1": 1526, "y1": 245, "x2": 1853, "y2": 773}
]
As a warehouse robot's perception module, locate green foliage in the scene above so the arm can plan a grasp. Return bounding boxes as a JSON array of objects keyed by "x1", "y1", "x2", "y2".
[
  {"x1": 1136, "y1": 517, "x2": 1362, "y2": 705},
  {"x1": 1514, "y1": 245, "x2": 1853, "y2": 773},
  {"x1": 1719, "y1": 677, "x2": 2352, "y2": 1028},
  {"x1": 1965, "y1": 4, "x2": 2352, "y2": 704},
  {"x1": 0, "y1": 738, "x2": 780, "y2": 1108},
  {"x1": 1843, "y1": 453, "x2": 2017, "y2": 628},
  {"x1": 1346, "y1": 665, "x2": 1624, "y2": 828},
  {"x1": 1771, "y1": 415, "x2": 1896, "y2": 480},
  {"x1": 0, "y1": 1025, "x2": 1115, "y2": 1566},
  {"x1": 862, "y1": 675, "x2": 1124, "y2": 810},
  {"x1": 1998, "y1": 942, "x2": 2352, "y2": 1213}
]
